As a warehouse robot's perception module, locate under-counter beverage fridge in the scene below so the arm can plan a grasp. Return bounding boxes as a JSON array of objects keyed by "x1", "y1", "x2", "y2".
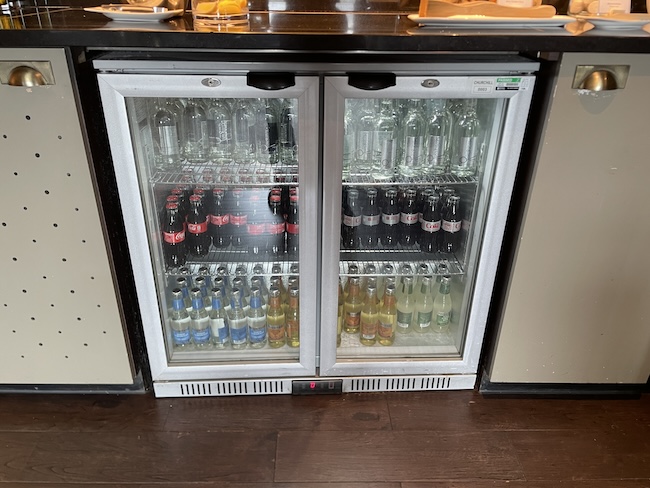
[{"x1": 95, "y1": 57, "x2": 537, "y2": 397}]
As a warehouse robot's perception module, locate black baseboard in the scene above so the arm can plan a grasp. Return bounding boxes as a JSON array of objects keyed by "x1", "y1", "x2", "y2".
[
  {"x1": 480, "y1": 372, "x2": 645, "y2": 399},
  {"x1": 0, "y1": 372, "x2": 147, "y2": 395}
]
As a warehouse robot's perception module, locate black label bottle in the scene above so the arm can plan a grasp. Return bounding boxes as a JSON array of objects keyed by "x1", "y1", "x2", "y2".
[
  {"x1": 361, "y1": 187, "x2": 380, "y2": 248},
  {"x1": 341, "y1": 188, "x2": 362, "y2": 250},
  {"x1": 441, "y1": 195, "x2": 461, "y2": 254},
  {"x1": 399, "y1": 188, "x2": 419, "y2": 247},
  {"x1": 380, "y1": 188, "x2": 400, "y2": 247},
  {"x1": 420, "y1": 194, "x2": 441, "y2": 254}
]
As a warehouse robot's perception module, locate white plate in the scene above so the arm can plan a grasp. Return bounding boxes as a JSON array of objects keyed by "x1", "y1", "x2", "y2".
[
  {"x1": 575, "y1": 13, "x2": 650, "y2": 30},
  {"x1": 84, "y1": 5, "x2": 184, "y2": 21},
  {"x1": 408, "y1": 13, "x2": 573, "y2": 28}
]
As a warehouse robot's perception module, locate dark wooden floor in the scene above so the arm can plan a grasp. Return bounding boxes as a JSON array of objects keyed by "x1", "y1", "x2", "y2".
[{"x1": 0, "y1": 389, "x2": 649, "y2": 487}]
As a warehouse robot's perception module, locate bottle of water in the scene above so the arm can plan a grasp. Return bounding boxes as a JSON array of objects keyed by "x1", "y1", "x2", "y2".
[
  {"x1": 372, "y1": 99, "x2": 398, "y2": 181},
  {"x1": 247, "y1": 287, "x2": 267, "y2": 349},
  {"x1": 353, "y1": 99, "x2": 376, "y2": 175},
  {"x1": 228, "y1": 288, "x2": 248, "y2": 349},
  {"x1": 398, "y1": 99, "x2": 426, "y2": 178},
  {"x1": 209, "y1": 288, "x2": 230, "y2": 349},
  {"x1": 232, "y1": 98, "x2": 254, "y2": 162},
  {"x1": 343, "y1": 100, "x2": 357, "y2": 178},
  {"x1": 170, "y1": 288, "x2": 191, "y2": 350},
  {"x1": 189, "y1": 288, "x2": 211, "y2": 349},
  {"x1": 181, "y1": 98, "x2": 208, "y2": 162},
  {"x1": 153, "y1": 98, "x2": 181, "y2": 170},
  {"x1": 451, "y1": 99, "x2": 481, "y2": 177},
  {"x1": 206, "y1": 98, "x2": 233, "y2": 163},
  {"x1": 424, "y1": 99, "x2": 451, "y2": 176}
]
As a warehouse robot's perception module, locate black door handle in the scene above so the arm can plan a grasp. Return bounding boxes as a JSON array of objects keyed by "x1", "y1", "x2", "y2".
[
  {"x1": 247, "y1": 72, "x2": 296, "y2": 90},
  {"x1": 347, "y1": 73, "x2": 396, "y2": 91}
]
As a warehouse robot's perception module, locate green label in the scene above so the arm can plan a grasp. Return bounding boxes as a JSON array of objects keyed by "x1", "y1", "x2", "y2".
[
  {"x1": 417, "y1": 311, "x2": 432, "y2": 327},
  {"x1": 436, "y1": 311, "x2": 450, "y2": 326},
  {"x1": 396, "y1": 310, "x2": 412, "y2": 329},
  {"x1": 497, "y1": 77, "x2": 521, "y2": 83}
]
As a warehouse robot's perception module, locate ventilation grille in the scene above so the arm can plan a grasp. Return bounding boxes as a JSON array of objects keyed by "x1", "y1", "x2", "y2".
[
  {"x1": 345, "y1": 375, "x2": 455, "y2": 393},
  {"x1": 154, "y1": 379, "x2": 292, "y2": 398}
]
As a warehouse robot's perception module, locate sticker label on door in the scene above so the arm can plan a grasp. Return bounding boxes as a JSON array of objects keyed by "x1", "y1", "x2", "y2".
[
  {"x1": 496, "y1": 77, "x2": 529, "y2": 91},
  {"x1": 472, "y1": 78, "x2": 495, "y2": 94}
]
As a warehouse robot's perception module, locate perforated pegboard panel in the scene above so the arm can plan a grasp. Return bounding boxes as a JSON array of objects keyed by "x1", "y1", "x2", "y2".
[{"x1": 0, "y1": 48, "x2": 134, "y2": 385}]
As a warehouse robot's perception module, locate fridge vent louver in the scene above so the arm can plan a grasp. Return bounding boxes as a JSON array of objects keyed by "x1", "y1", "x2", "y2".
[
  {"x1": 345, "y1": 375, "x2": 454, "y2": 393},
  {"x1": 157, "y1": 379, "x2": 293, "y2": 398}
]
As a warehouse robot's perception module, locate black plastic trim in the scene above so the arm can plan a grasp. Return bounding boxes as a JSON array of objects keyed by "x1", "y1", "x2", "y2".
[{"x1": 246, "y1": 72, "x2": 295, "y2": 90}]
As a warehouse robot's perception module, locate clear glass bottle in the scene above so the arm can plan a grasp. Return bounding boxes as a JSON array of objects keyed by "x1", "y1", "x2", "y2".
[
  {"x1": 343, "y1": 99, "x2": 358, "y2": 178},
  {"x1": 353, "y1": 99, "x2": 376, "y2": 175},
  {"x1": 247, "y1": 287, "x2": 267, "y2": 349},
  {"x1": 413, "y1": 276, "x2": 434, "y2": 334},
  {"x1": 343, "y1": 276, "x2": 363, "y2": 334},
  {"x1": 377, "y1": 284, "x2": 397, "y2": 346},
  {"x1": 170, "y1": 288, "x2": 191, "y2": 350},
  {"x1": 286, "y1": 286, "x2": 300, "y2": 348},
  {"x1": 189, "y1": 288, "x2": 211, "y2": 348},
  {"x1": 360, "y1": 285, "x2": 379, "y2": 346},
  {"x1": 396, "y1": 275, "x2": 415, "y2": 334},
  {"x1": 266, "y1": 286, "x2": 286, "y2": 348},
  {"x1": 451, "y1": 99, "x2": 481, "y2": 177},
  {"x1": 432, "y1": 276, "x2": 453, "y2": 333},
  {"x1": 228, "y1": 288, "x2": 248, "y2": 349},
  {"x1": 181, "y1": 98, "x2": 208, "y2": 162},
  {"x1": 153, "y1": 98, "x2": 181, "y2": 170},
  {"x1": 372, "y1": 99, "x2": 398, "y2": 180},
  {"x1": 398, "y1": 99, "x2": 426, "y2": 178},
  {"x1": 209, "y1": 288, "x2": 230, "y2": 349},
  {"x1": 424, "y1": 98, "x2": 451, "y2": 176},
  {"x1": 206, "y1": 98, "x2": 233, "y2": 163},
  {"x1": 232, "y1": 98, "x2": 254, "y2": 162},
  {"x1": 174, "y1": 276, "x2": 193, "y2": 312}
]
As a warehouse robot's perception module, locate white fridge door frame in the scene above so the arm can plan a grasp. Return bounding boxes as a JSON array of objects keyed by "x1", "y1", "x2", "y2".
[
  {"x1": 320, "y1": 74, "x2": 535, "y2": 377},
  {"x1": 97, "y1": 72, "x2": 319, "y2": 382}
]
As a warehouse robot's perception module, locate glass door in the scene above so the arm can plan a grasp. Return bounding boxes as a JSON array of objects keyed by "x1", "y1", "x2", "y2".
[
  {"x1": 97, "y1": 72, "x2": 319, "y2": 381},
  {"x1": 320, "y1": 72, "x2": 535, "y2": 377}
]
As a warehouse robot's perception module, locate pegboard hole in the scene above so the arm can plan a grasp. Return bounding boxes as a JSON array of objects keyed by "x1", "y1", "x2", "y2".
[
  {"x1": 62, "y1": 258, "x2": 67, "y2": 262},
  {"x1": 35, "y1": 153, "x2": 40, "y2": 158},
  {"x1": 58, "y1": 135, "x2": 62, "y2": 140},
  {"x1": 32, "y1": 239, "x2": 36, "y2": 243},
  {"x1": 25, "y1": 115, "x2": 31, "y2": 120},
  {"x1": 38, "y1": 343, "x2": 43, "y2": 346},
  {"x1": 22, "y1": 289, "x2": 27, "y2": 294},
  {"x1": 58, "y1": 331, "x2": 62, "y2": 334},
  {"x1": 77, "y1": 317, "x2": 82, "y2": 321},
  {"x1": 2, "y1": 223, "x2": 7, "y2": 227},
  {"x1": 44, "y1": 190, "x2": 50, "y2": 195},
  {"x1": 70, "y1": 290, "x2": 75, "y2": 294},
  {"x1": 13, "y1": 172, "x2": 18, "y2": 176},
  {"x1": 31, "y1": 317, "x2": 36, "y2": 321},
  {"x1": 67, "y1": 173, "x2": 71, "y2": 177},
  {"x1": 65, "y1": 355, "x2": 69, "y2": 359},
  {"x1": 50, "y1": 304, "x2": 54, "y2": 307},
  {"x1": 23, "y1": 207, "x2": 27, "y2": 211},
  {"x1": 82, "y1": 240, "x2": 86, "y2": 244},
  {"x1": 83, "y1": 343, "x2": 88, "y2": 347},
  {"x1": 3, "y1": 135, "x2": 7, "y2": 139},
  {"x1": 75, "y1": 208, "x2": 79, "y2": 212},
  {"x1": 53, "y1": 223, "x2": 58, "y2": 228},
  {"x1": 12, "y1": 257, "x2": 17, "y2": 261}
]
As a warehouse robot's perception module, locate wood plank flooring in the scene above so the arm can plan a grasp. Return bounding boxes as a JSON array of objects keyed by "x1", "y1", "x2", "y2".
[{"x1": 0, "y1": 390, "x2": 648, "y2": 487}]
